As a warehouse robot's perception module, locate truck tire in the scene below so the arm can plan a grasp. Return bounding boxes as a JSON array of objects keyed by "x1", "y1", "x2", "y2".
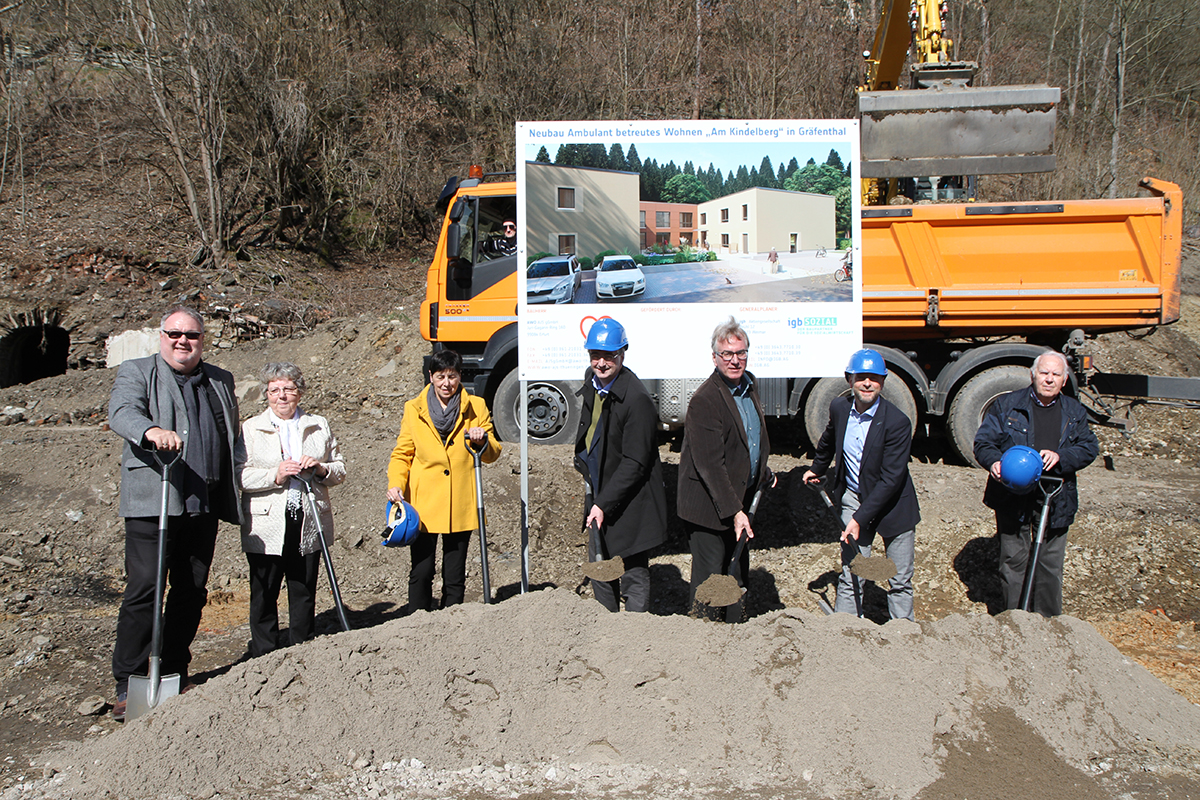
[
  {"x1": 947, "y1": 365, "x2": 1029, "y2": 466},
  {"x1": 802, "y1": 375, "x2": 917, "y2": 449},
  {"x1": 493, "y1": 370, "x2": 582, "y2": 446}
]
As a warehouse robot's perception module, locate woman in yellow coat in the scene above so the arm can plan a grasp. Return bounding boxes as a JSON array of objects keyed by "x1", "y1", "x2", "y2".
[{"x1": 387, "y1": 349, "x2": 501, "y2": 612}]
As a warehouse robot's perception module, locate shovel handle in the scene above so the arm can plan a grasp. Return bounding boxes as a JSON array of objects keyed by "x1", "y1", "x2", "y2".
[{"x1": 464, "y1": 432, "x2": 488, "y2": 462}]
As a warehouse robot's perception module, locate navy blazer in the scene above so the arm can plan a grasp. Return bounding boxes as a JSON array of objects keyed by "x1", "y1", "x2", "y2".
[{"x1": 810, "y1": 394, "x2": 920, "y2": 540}]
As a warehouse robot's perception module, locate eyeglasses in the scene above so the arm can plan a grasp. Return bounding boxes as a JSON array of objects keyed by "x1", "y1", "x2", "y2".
[
  {"x1": 502, "y1": 224, "x2": 516, "y2": 232},
  {"x1": 716, "y1": 349, "x2": 749, "y2": 363},
  {"x1": 266, "y1": 387, "x2": 300, "y2": 397},
  {"x1": 162, "y1": 330, "x2": 202, "y2": 340},
  {"x1": 588, "y1": 350, "x2": 622, "y2": 363}
]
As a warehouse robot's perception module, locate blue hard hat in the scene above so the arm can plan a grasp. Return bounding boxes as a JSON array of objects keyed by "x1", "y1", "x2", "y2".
[
  {"x1": 845, "y1": 348, "x2": 888, "y2": 377},
  {"x1": 584, "y1": 317, "x2": 628, "y2": 351},
  {"x1": 999, "y1": 445, "x2": 1043, "y2": 494},
  {"x1": 381, "y1": 499, "x2": 421, "y2": 546}
]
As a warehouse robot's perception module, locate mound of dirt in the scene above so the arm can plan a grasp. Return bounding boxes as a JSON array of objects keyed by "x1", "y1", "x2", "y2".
[{"x1": 21, "y1": 591, "x2": 1200, "y2": 800}]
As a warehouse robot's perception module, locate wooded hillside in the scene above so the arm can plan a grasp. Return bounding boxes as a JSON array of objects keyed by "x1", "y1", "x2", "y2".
[{"x1": 1, "y1": 0, "x2": 1196, "y2": 266}]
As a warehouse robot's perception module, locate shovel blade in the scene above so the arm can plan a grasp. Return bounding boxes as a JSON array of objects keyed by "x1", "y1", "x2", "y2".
[
  {"x1": 582, "y1": 555, "x2": 625, "y2": 584},
  {"x1": 125, "y1": 672, "x2": 182, "y2": 721},
  {"x1": 850, "y1": 554, "x2": 898, "y2": 584},
  {"x1": 695, "y1": 574, "x2": 745, "y2": 608}
]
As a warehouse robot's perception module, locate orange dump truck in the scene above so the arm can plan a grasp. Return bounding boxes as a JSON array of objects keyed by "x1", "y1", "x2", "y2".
[{"x1": 422, "y1": 174, "x2": 1188, "y2": 461}]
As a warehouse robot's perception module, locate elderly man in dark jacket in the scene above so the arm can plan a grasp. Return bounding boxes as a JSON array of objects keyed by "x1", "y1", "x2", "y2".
[
  {"x1": 973, "y1": 351, "x2": 1098, "y2": 616},
  {"x1": 678, "y1": 317, "x2": 772, "y2": 622},
  {"x1": 107, "y1": 306, "x2": 242, "y2": 720},
  {"x1": 574, "y1": 318, "x2": 667, "y2": 612}
]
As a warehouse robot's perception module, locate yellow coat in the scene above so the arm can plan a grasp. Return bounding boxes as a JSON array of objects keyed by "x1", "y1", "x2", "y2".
[{"x1": 387, "y1": 388, "x2": 501, "y2": 534}]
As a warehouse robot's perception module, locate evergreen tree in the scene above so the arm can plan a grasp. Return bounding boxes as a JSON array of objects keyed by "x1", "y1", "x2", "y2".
[
  {"x1": 786, "y1": 157, "x2": 800, "y2": 183},
  {"x1": 758, "y1": 156, "x2": 776, "y2": 188},
  {"x1": 536, "y1": 146, "x2": 551, "y2": 163},
  {"x1": 683, "y1": 160, "x2": 695, "y2": 176},
  {"x1": 586, "y1": 143, "x2": 608, "y2": 168},
  {"x1": 608, "y1": 143, "x2": 627, "y2": 171},
  {"x1": 825, "y1": 148, "x2": 845, "y2": 172},
  {"x1": 641, "y1": 159, "x2": 662, "y2": 201},
  {"x1": 626, "y1": 144, "x2": 642, "y2": 174},
  {"x1": 554, "y1": 144, "x2": 572, "y2": 164}
]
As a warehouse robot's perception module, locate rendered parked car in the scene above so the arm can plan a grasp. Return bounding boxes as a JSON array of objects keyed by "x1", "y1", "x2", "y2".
[
  {"x1": 526, "y1": 255, "x2": 582, "y2": 304},
  {"x1": 594, "y1": 256, "x2": 646, "y2": 300}
]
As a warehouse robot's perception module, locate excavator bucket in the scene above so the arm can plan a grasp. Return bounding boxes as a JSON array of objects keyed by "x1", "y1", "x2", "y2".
[{"x1": 859, "y1": 84, "x2": 1060, "y2": 178}]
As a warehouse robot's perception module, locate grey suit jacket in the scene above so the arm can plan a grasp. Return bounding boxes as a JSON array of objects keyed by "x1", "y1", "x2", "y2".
[{"x1": 108, "y1": 354, "x2": 243, "y2": 522}]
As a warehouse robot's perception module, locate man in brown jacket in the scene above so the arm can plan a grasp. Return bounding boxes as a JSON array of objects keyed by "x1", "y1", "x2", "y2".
[{"x1": 678, "y1": 317, "x2": 772, "y2": 622}]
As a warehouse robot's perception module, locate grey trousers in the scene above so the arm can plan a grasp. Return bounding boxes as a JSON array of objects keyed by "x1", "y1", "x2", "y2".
[{"x1": 835, "y1": 489, "x2": 916, "y2": 621}]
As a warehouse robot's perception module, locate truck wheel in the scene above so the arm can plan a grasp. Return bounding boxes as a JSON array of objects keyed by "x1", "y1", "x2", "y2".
[
  {"x1": 947, "y1": 366, "x2": 1030, "y2": 466},
  {"x1": 493, "y1": 371, "x2": 581, "y2": 445},
  {"x1": 802, "y1": 375, "x2": 917, "y2": 449}
]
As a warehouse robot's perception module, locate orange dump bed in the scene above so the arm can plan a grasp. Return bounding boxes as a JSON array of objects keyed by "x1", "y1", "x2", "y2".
[{"x1": 861, "y1": 178, "x2": 1182, "y2": 341}]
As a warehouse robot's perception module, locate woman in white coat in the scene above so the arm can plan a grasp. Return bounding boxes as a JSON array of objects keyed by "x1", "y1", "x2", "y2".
[{"x1": 240, "y1": 363, "x2": 346, "y2": 656}]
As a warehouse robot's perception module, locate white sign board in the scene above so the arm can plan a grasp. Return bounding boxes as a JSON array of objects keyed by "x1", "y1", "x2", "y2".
[{"x1": 516, "y1": 120, "x2": 862, "y2": 380}]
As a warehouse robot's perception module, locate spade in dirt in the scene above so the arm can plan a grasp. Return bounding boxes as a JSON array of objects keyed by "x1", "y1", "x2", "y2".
[
  {"x1": 125, "y1": 449, "x2": 183, "y2": 722},
  {"x1": 694, "y1": 480, "x2": 769, "y2": 608},
  {"x1": 807, "y1": 477, "x2": 897, "y2": 617}
]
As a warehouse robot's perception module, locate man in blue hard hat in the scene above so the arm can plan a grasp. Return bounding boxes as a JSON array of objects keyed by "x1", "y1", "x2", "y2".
[
  {"x1": 803, "y1": 348, "x2": 920, "y2": 620},
  {"x1": 973, "y1": 351, "x2": 1098, "y2": 616},
  {"x1": 678, "y1": 316, "x2": 774, "y2": 622},
  {"x1": 573, "y1": 317, "x2": 667, "y2": 612}
]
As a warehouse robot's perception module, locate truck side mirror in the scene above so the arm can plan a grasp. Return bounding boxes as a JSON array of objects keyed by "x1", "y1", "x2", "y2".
[
  {"x1": 449, "y1": 199, "x2": 466, "y2": 222},
  {"x1": 446, "y1": 222, "x2": 461, "y2": 261}
]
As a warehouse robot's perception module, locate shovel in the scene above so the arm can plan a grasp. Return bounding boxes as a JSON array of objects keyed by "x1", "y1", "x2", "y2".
[
  {"x1": 465, "y1": 434, "x2": 492, "y2": 604},
  {"x1": 1019, "y1": 475, "x2": 1065, "y2": 612},
  {"x1": 125, "y1": 448, "x2": 183, "y2": 721},
  {"x1": 694, "y1": 481, "x2": 768, "y2": 608},
  {"x1": 807, "y1": 478, "x2": 897, "y2": 618},
  {"x1": 581, "y1": 520, "x2": 625, "y2": 583},
  {"x1": 294, "y1": 471, "x2": 351, "y2": 632}
]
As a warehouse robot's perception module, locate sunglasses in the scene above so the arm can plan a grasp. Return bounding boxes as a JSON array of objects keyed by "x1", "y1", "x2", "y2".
[
  {"x1": 502, "y1": 224, "x2": 516, "y2": 231},
  {"x1": 162, "y1": 330, "x2": 202, "y2": 340}
]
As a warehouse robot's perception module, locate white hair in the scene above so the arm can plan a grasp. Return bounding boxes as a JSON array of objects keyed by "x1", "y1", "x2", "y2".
[{"x1": 1030, "y1": 350, "x2": 1070, "y2": 379}]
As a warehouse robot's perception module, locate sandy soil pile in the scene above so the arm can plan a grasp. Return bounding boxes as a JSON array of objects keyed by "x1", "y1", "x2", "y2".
[{"x1": 22, "y1": 590, "x2": 1200, "y2": 799}]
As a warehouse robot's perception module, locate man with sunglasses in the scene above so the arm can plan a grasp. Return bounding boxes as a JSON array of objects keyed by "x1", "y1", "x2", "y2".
[
  {"x1": 678, "y1": 316, "x2": 773, "y2": 622},
  {"x1": 573, "y1": 317, "x2": 666, "y2": 612},
  {"x1": 483, "y1": 217, "x2": 518, "y2": 258},
  {"x1": 106, "y1": 306, "x2": 242, "y2": 720}
]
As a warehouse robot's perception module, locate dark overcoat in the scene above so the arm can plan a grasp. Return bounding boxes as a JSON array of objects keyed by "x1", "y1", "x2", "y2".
[{"x1": 573, "y1": 366, "x2": 667, "y2": 558}]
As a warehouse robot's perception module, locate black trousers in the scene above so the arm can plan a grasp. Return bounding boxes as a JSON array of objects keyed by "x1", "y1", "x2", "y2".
[
  {"x1": 246, "y1": 510, "x2": 320, "y2": 657},
  {"x1": 997, "y1": 513, "x2": 1070, "y2": 617},
  {"x1": 588, "y1": 546, "x2": 651, "y2": 613},
  {"x1": 687, "y1": 522, "x2": 750, "y2": 623},
  {"x1": 408, "y1": 531, "x2": 471, "y2": 613},
  {"x1": 112, "y1": 514, "x2": 218, "y2": 693}
]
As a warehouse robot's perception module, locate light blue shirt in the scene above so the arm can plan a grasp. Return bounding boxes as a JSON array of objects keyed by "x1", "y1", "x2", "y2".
[
  {"x1": 727, "y1": 376, "x2": 761, "y2": 491},
  {"x1": 842, "y1": 397, "x2": 880, "y2": 493}
]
